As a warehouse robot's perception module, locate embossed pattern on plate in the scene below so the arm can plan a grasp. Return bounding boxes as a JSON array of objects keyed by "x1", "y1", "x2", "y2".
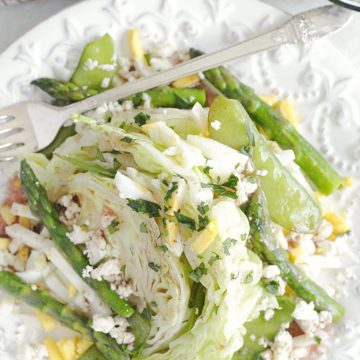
[{"x1": 0, "y1": 0, "x2": 359, "y2": 358}]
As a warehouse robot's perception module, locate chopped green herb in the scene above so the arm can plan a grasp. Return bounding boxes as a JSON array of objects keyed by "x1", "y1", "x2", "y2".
[
  {"x1": 198, "y1": 215, "x2": 209, "y2": 231},
  {"x1": 113, "y1": 158, "x2": 121, "y2": 171},
  {"x1": 96, "y1": 148, "x2": 106, "y2": 162},
  {"x1": 165, "y1": 182, "x2": 179, "y2": 202},
  {"x1": 142, "y1": 308, "x2": 152, "y2": 320},
  {"x1": 223, "y1": 173, "x2": 239, "y2": 190},
  {"x1": 201, "y1": 183, "x2": 237, "y2": 199},
  {"x1": 189, "y1": 263, "x2": 208, "y2": 283},
  {"x1": 223, "y1": 238, "x2": 237, "y2": 256},
  {"x1": 131, "y1": 92, "x2": 145, "y2": 107},
  {"x1": 202, "y1": 166, "x2": 212, "y2": 176},
  {"x1": 231, "y1": 272, "x2": 239, "y2": 280},
  {"x1": 208, "y1": 253, "x2": 221, "y2": 266},
  {"x1": 127, "y1": 199, "x2": 161, "y2": 218},
  {"x1": 122, "y1": 136, "x2": 133, "y2": 143},
  {"x1": 119, "y1": 122, "x2": 125, "y2": 129},
  {"x1": 144, "y1": 53, "x2": 152, "y2": 66},
  {"x1": 162, "y1": 179, "x2": 169, "y2": 187},
  {"x1": 157, "y1": 245, "x2": 168, "y2": 253},
  {"x1": 314, "y1": 336, "x2": 322, "y2": 344},
  {"x1": 188, "y1": 298, "x2": 194, "y2": 309},
  {"x1": 140, "y1": 223, "x2": 148, "y2": 233},
  {"x1": 244, "y1": 271, "x2": 253, "y2": 284},
  {"x1": 214, "y1": 305, "x2": 219, "y2": 314},
  {"x1": 175, "y1": 212, "x2": 196, "y2": 231},
  {"x1": 263, "y1": 280, "x2": 280, "y2": 294},
  {"x1": 148, "y1": 262, "x2": 160, "y2": 272},
  {"x1": 239, "y1": 145, "x2": 253, "y2": 157},
  {"x1": 134, "y1": 112, "x2": 151, "y2": 126},
  {"x1": 108, "y1": 220, "x2": 120, "y2": 234},
  {"x1": 197, "y1": 202, "x2": 209, "y2": 215},
  {"x1": 150, "y1": 301, "x2": 158, "y2": 308},
  {"x1": 120, "y1": 264, "x2": 126, "y2": 273}
]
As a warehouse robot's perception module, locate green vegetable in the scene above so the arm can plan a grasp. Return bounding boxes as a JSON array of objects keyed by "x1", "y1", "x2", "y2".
[
  {"x1": 134, "y1": 112, "x2": 151, "y2": 126},
  {"x1": 19, "y1": 160, "x2": 151, "y2": 349},
  {"x1": 234, "y1": 296, "x2": 295, "y2": 360},
  {"x1": 189, "y1": 263, "x2": 208, "y2": 283},
  {"x1": 186, "y1": 282, "x2": 206, "y2": 331},
  {"x1": 223, "y1": 238, "x2": 237, "y2": 256},
  {"x1": 201, "y1": 182, "x2": 237, "y2": 199},
  {"x1": 78, "y1": 345, "x2": 107, "y2": 360},
  {"x1": 71, "y1": 34, "x2": 116, "y2": 91},
  {"x1": 209, "y1": 96, "x2": 322, "y2": 233},
  {"x1": 223, "y1": 173, "x2": 239, "y2": 190},
  {"x1": 191, "y1": 49, "x2": 342, "y2": 195},
  {"x1": 148, "y1": 262, "x2": 161, "y2": 272},
  {"x1": 31, "y1": 78, "x2": 98, "y2": 106},
  {"x1": 175, "y1": 212, "x2": 196, "y2": 231},
  {"x1": 0, "y1": 271, "x2": 128, "y2": 360},
  {"x1": 55, "y1": 154, "x2": 117, "y2": 178},
  {"x1": 38, "y1": 124, "x2": 76, "y2": 158},
  {"x1": 126, "y1": 86, "x2": 206, "y2": 109},
  {"x1": 127, "y1": 199, "x2": 161, "y2": 218},
  {"x1": 246, "y1": 188, "x2": 345, "y2": 322}
]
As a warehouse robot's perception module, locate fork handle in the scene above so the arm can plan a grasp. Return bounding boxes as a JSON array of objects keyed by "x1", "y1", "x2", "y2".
[{"x1": 61, "y1": 26, "x2": 290, "y2": 116}]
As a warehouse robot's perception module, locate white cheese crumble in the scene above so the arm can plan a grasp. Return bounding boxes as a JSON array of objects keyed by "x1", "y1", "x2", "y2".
[
  {"x1": 264, "y1": 308, "x2": 275, "y2": 321},
  {"x1": 66, "y1": 225, "x2": 90, "y2": 245},
  {"x1": 84, "y1": 58, "x2": 99, "y2": 71},
  {"x1": 84, "y1": 231, "x2": 107, "y2": 265},
  {"x1": 101, "y1": 214, "x2": 117, "y2": 229},
  {"x1": 58, "y1": 195, "x2": 80, "y2": 224},
  {"x1": 271, "y1": 330, "x2": 293, "y2": 360},
  {"x1": 262, "y1": 265, "x2": 281, "y2": 279},
  {"x1": 123, "y1": 100, "x2": 134, "y2": 111},
  {"x1": 101, "y1": 77, "x2": 111, "y2": 89},
  {"x1": 210, "y1": 120, "x2": 222, "y2": 131},
  {"x1": 141, "y1": 93, "x2": 151, "y2": 110},
  {"x1": 150, "y1": 57, "x2": 172, "y2": 71},
  {"x1": 92, "y1": 314, "x2": 115, "y2": 333},
  {"x1": 118, "y1": 57, "x2": 132, "y2": 74}
]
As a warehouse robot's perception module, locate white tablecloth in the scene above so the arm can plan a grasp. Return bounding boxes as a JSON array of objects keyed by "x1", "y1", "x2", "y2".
[{"x1": 0, "y1": 0, "x2": 360, "y2": 70}]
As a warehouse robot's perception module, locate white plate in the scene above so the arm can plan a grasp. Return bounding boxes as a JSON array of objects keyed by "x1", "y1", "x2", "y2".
[{"x1": 1, "y1": 0, "x2": 360, "y2": 358}]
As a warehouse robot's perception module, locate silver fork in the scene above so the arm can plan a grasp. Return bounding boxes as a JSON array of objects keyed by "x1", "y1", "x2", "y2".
[{"x1": 0, "y1": 5, "x2": 351, "y2": 164}]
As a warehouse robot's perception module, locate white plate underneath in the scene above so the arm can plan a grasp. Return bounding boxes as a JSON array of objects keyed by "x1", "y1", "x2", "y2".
[{"x1": 0, "y1": 0, "x2": 360, "y2": 358}]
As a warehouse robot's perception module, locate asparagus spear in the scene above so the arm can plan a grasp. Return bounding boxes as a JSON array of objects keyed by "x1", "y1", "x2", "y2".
[
  {"x1": 19, "y1": 160, "x2": 150, "y2": 347},
  {"x1": 125, "y1": 86, "x2": 206, "y2": 109},
  {"x1": 0, "y1": 271, "x2": 128, "y2": 360},
  {"x1": 246, "y1": 188, "x2": 344, "y2": 322},
  {"x1": 32, "y1": 78, "x2": 98, "y2": 106},
  {"x1": 190, "y1": 49, "x2": 342, "y2": 195}
]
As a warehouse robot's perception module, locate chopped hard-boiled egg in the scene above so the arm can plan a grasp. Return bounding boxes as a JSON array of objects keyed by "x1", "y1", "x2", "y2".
[
  {"x1": 57, "y1": 338, "x2": 76, "y2": 360},
  {"x1": 44, "y1": 338, "x2": 64, "y2": 360},
  {"x1": 324, "y1": 211, "x2": 349, "y2": 236},
  {"x1": 190, "y1": 220, "x2": 218, "y2": 255},
  {"x1": 0, "y1": 237, "x2": 10, "y2": 250},
  {"x1": 260, "y1": 94, "x2": 278, "y2": 107},
  {"x1": 172, "y1": 74, "x2": 201, "y2": 88},
  {"x1": 16, "y1": 245, "x2": 30, "y2": 263},
  {"x1": 75, "y1": 337, "x2": 93, "y2": 357},
  {"x1": 36, "y1": 310, "x2": 57, "y2": 332},
  {"x1": 274, "y1": 99, "x2": 298, "y2": 127},
  {"x1": 128, "y1": 28, "x2": 145, "y2": 63},
  {"x1": 289, "y1": 246, "x2": 304, "y2": 264},
  {"x1": 0, "y1": 205, "x2": 16, "y2": 225},
  {"x1": 342, "y1": 176, "x2": 353, "y2": 188},
  {"x1": 18, "y1": 216, "x2": 31, "y2": 229}
]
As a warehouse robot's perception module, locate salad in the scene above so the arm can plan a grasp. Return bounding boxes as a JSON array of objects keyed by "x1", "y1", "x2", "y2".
[{"x1": 0, "y1": 30, "x2": 352, "y2": 360}]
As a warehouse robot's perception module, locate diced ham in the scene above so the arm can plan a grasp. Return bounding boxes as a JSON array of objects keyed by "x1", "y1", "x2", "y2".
[{"x1": 4, "y1": 176, "x2": 27, "y2": 206}]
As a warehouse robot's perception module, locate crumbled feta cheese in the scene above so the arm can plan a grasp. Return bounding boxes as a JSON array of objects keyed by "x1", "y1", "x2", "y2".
[
  {"x1": 141, "y1": 93, "x2": 152, "y2": 110},
  {"x1": 30, "y1": 284, "x2": 37, "y2": 291},
  {"x1": 92, "y1": 315, "x2": 115, "y2": 333},
  {"x1": 151, "y1": 43, "x2": 175, "y2": 58},
  {"x1": 58, "y1": 195, "x2": 80, "y2": 224},
  {"x1": 98, "y1": 64, "x2": 116, "y2": 71},
  {"x1": 118, "y1": 57, "x2": 132, "y2": 74},
  {"x1": 210, "y1": 120, "x2": 222, "y2": 131},
  {"x1": 245, "y1": 160, "x2": 255, "y2": 174},
  {"x1": 123, "y1": 100, "x2": 134, "y2": 111},
  {"x1": 264, "y1": 308, "x2": 275, "y2": 321},
  {"x1": 198, "y1": 72, "x2": 205, "y2": 80},
  {"x1": 163, "y1": 146, "x2": 178, "y2": 156},
  {"x1": 84, "y1": 58, "x2": 99, "y2": 71},
  {"x1": 67, "y1": 225, "x2": 90, "y2": 245},
  {"x1": 82, "y1": 265, "x2": 93, "y2": 278},
  {"x1": 101, "y1": 77, "x2": 111, "y2": 89},
  {"x1": 150, "y1": 57, "x2": 172, "y2": 71},
  {"x1": 262, "y1": 265, "x2": 281, "y2": 279},
  {"x1": 19, "y1": 344, "x2": 49, "y2": 360},
  {"x1": 84, "y1": 231, "x2": 107, "y2": 265},
  {"x1": 250, "y1": 334, "x2": 256, "y2": 342},
  {"x1": 260, "y1": 349, "x2": 272, "y2": 360},
  {"x1": 293, "y1": 301, "x2": 317, "y2": 322},
  {"x1": 90, "y1": 259, "x2": 121, "y2": 281},
  {"x1": 236, "y1": 179, "x2": 258, "y2": 205},
  {"x1": 110, "y1": 316, "x2": 135, "y2": 345},
  {"x1": 258, "y1": 336, "x2": 270, "y2": 348},
  {"x1": 271, "y1": 330, "x2": 293, "y2": 360},
  {"x1": 275, "y1": 276, "x2": 286, "y2": 296}
]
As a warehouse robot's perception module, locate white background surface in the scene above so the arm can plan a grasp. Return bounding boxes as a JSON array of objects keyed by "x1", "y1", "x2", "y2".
[{"x1": 1, "y1": 0, "x2": 360, "y2": 70}]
